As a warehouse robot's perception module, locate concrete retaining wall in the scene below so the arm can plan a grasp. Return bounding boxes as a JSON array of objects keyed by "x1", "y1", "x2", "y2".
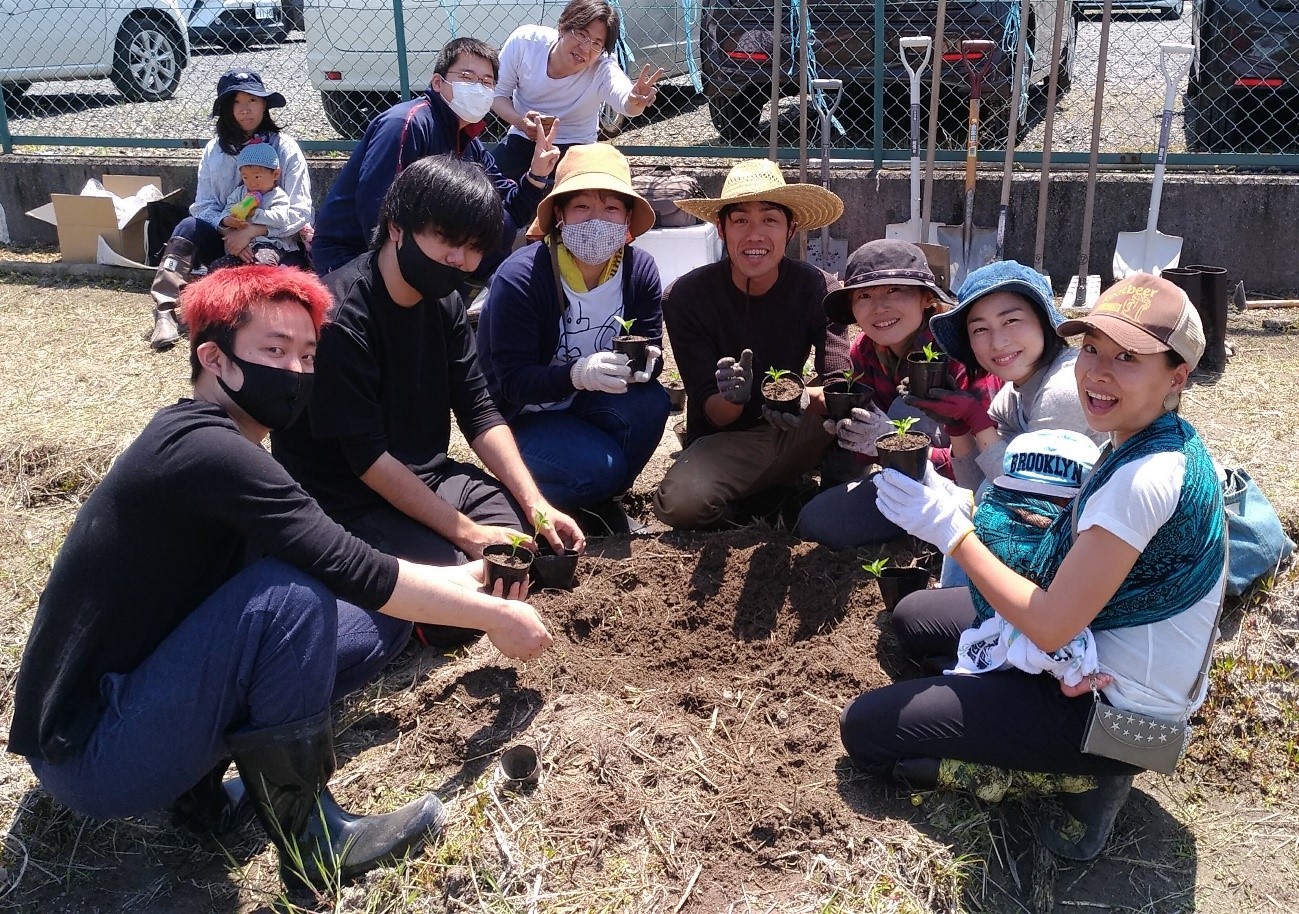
[{"x1": 0, "y1": 154, "x2": 1291, "y2": 294}]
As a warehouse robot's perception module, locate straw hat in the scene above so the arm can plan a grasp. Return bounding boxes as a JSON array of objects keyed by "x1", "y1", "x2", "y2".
[
  {"x1": 528, "y1": 144, "x2": 657, "y2": 240},
  {"x1": 674, "y1": 159, "x2": 843, "y2": 232}
]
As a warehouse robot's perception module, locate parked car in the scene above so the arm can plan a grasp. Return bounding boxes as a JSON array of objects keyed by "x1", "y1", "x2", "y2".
[
  {"x1": 700, "y1": 0, "x2": 1077, "y2": 145},
  {"x1": 1073, "y1": 0, "x2": 1184, "y2": 20},
  {"x1": 187, "y1": 0, "x2": 287, "y2": 49},
  {"x1": 1186, "y1": 0, "x2": 1299, "y2": 151},
  {"x1": 0, "y1": 0, "x2": 190, "y2": 107},
  {"x1": 306, "y1": 0, "x2": 693, "y2": 139}
]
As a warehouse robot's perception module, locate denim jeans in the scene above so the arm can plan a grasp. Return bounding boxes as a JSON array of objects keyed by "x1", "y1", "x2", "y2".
[
  {"x1": 30, "y1": 559, "x2": 341, "y2": 819},
  {"x1": 170, "y1": 216, "x2": 309, "y2": 271},
  {"x1": 511, "y1": 383, "x2": 670, "y2": 511}
]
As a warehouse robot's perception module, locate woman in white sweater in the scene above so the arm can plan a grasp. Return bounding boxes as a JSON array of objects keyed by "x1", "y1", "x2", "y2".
[{"x1": 489, "y1": 0, "x2": 661, "y2": 183}]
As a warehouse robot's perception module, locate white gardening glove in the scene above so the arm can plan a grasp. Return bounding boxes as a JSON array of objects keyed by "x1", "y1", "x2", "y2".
[
  {"x1": 571, "y1": 351, "x2": 631, "y2": 393},
  {"x1": 919, "y1": 461, "x2": 976, "y2": 516},
  {"x1": 873, "y1": 468, "x2": 976, "y2": 555},
  {"x1": 631, "y1": 345, "x2": 662, "y2": 384},
  {"x1": 715, "y1": 348, "x2": 754, "y2": 404},
  {"x1": 823, "y1": 405, "x2": 893, "y2": 456}
]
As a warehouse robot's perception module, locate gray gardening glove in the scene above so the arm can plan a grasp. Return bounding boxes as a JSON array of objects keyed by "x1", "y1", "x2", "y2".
[
  {"x1": 715, "y1": 348, "x2": 754, "y2": 404},
  {"x1": 825, "y1": 405, "x2": 893, "y2": 456}
]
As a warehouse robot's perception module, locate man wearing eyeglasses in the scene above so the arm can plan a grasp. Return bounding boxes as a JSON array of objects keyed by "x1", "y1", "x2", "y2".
[
  {"x1": 312, "y1": 37, "x2": 560, "y2": 278},
  {"x1": 490, "y1": 0, "x2": 663, "y2": 185}
]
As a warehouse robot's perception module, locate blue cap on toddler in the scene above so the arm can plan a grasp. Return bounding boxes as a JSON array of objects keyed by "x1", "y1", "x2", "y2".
[
  {"x1": 237, "y1": 140, "x2": 280, "y2": 171},
  {"x1": 994, "y1": 429, "x2": 1101, "y2": 498}
]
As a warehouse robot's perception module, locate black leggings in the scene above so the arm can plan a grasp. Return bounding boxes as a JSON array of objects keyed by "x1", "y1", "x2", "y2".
[{"x1": 840, "y1": 587, "x2": 1138, "y2": 777}]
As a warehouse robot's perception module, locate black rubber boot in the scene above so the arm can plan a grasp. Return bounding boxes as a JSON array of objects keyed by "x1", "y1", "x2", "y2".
[
  {"x1": 230, "y1": 712, "x2": 446, "y2": 893},
  {"x1": 1186, "y1": 264, "x2": 1229, "y2": 374},
  {"x1": 1035, "y1": 773, "x2": 1134, "y2": 861},
  {"x1": 170, "y1": 757, "x2": 253, "y2": 838},
  {"x1": 149, "y1": 236, "x2": 196, "y2": 350}
]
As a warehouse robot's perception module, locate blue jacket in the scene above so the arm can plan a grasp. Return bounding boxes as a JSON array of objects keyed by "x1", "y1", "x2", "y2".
[
  {"x1": 477, "y1": 241, "x2": 663, "y2": 421},
  {"x1": 311, "y1": 87, "x2": 545, "y2": 276}
]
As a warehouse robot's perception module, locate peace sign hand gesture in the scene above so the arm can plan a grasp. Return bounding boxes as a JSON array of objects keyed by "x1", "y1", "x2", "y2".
[
  {"x1": 627, "y1": 65, "x2": 663, "y2": 114},
  {"x1": 527, "y1": 115, "x2": 560, "y2": 182}
]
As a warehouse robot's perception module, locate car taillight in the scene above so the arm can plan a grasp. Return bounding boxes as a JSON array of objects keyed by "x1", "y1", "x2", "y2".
[
  {"x1": 1236, "y1": 76, "x2": 1284, "y2": 88},
  {"x1": 325, "y1": 71, "x2": 342, "y2": 81},
  {"x1": 942, "y1": 50, "x2": 986, "y2": 62},
  {"x1": 728, "y1": 50, "x2": 770, "y2": 63}
]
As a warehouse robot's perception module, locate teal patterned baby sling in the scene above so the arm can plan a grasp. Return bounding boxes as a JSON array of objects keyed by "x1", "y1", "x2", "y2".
[
  {"x1": 1027, "y1": 412, "x2": 1225, "y2": 632},
  {"x1": 969, "y1": 486, "x2": 1065, "y2": 624}
]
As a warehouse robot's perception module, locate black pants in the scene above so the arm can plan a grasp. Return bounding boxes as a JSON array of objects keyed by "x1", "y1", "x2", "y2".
[{"x1": 840, "y1": 587, "x2": 1138, "y2": 777}]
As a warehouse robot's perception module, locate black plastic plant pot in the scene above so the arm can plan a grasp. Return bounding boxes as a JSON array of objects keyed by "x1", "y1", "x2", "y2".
[
  {"x1": 665, "y1": 383, "x2": 686, "y2": 411},
  {"x1": 613, "y1": 335, "x2": 649, "y2": 374},
  {"x1": 877, "y1": 566, "x2": 931, "y2": 613},
  {"x1": 498, "y1": 743, "x2": 540, "y2": 788},
  {"x1": 906, "y1": 352, "x2": 950, "y2": 398},
  {"x1": 760, "y1": 375, "x2": 806, "y2": 416},
  {"x1": 823, "y1": 380, "x2": 871, "y2": 421},
  {"x1": 875, "y1": 431, "x2": 932, "y2": 481},
  {"x1": 530, "y1": 542, "x2": 581, "y2": 591},
  {"x1": 483, "y1": 544, "x2": 534, "y2": 592}
]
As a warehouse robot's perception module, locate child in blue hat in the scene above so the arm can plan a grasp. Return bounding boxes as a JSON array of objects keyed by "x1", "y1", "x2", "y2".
[{"x1": 209, "y1": 140, "x2": 301, "y2": 270}]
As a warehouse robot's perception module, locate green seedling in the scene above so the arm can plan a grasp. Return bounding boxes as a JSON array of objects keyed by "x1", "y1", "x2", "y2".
[
  {"x1": 764, "y1": 367, "x2": 791, "y2": 383},
  {"x1": 614, "y1": 316, "x2": 637, "y2": 335},
  {"x1": 505, "y1": 531, "x2": 531, "y2": 555},
  {"x1": 840, "y1": 368, "x2": 863, "y2": 386},
  {"x1": 889, "y1": 416, "x2": 919, "y2": 437},
  {"x1": 862, "y1": 558, "x2": 890, "y2": 578},
  {"x1": 665, "y1": 369, "x2": 681, "y2": 384},
  {"x1": 531, "y1": 508, "x2": 550, "y2": 543},
  {"x1": 920, "y1": 342, "x2": 942, "y2": 362}
]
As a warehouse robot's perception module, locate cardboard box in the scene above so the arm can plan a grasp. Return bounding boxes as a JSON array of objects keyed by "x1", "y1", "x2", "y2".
[{"x1": 27, "y1": 175, "x2": 184, "y2": 265}]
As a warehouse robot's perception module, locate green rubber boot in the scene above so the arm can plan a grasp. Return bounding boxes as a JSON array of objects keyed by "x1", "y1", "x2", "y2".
[{"x1": 892, "y1": 758, "x2": 1099, "y2": 803}]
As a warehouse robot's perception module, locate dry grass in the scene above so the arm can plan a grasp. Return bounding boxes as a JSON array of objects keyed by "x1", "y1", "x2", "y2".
[{"x1": 0, "y1": 273, "x2": 1296, "y2": 912}]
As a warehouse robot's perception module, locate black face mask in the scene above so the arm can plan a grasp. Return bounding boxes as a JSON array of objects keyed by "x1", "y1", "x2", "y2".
[
  {"x1": 217, "y1": 349, "x2": 314, "y2": 430},
  {"x1": 396, "y1": 231, "x2": 467, "y2": 302}
]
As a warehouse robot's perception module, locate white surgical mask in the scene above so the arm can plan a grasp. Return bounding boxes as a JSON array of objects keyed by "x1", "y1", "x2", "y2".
[
  {"x1": 446, "y1": 81, "x2": 494, "y2": 123},
  {"x1": 560, "y1": 219, "x2": 628, "y2": 265}
]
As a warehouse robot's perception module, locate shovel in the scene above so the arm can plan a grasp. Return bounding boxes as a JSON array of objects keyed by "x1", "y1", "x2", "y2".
[
  {"x1": 806, "y1": 77, "x2": 848, "y2": 276},
  {"x1": 1113, "y1": 42, "x2": 1194, "y2": 279},
  {"x1": 934, "y1": 39, "x2": 998, "y2": 292},
  {"x1": 1064, "y1": 0, "x2": 1114, "y2": 309},
  {"x1": 886, "y1": 36, "x2": 934, "y2": 243},
  {"x1": 994, "y1": 0, "x2": 1032, "y2": 262}
]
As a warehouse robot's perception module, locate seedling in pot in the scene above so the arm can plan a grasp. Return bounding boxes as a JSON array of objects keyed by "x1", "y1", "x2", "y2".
[
  {"x1": 824, "y1": 367, "x2": 871, "y2": 420},
  {"x1": 760, "y1": 368, "x2": 805, "y2": 416},
  {"x1": 906, "y1": 343, "x2": 950, "y2": 396},
  {"x1": 861, "y1": 557, "x2": 890, "y2": 578},
  {"x1": 612, "y1": 316, "x2": 649, "y2": 373},
  {"x1": 875, "y1": 416, "x2": 932, "y2": 480},
  {"x1": 873, "y1": 559, "x2": 931, "y2": 613},
  {"x1": 529, "y1": 509, "x2": 580, "y2": 591},
  {"x1": 663, "y1": 369, "x2": 686, "y2": 411},
  {"x1": 483, "y1": 532, "x2": 535, "y2": 592}
]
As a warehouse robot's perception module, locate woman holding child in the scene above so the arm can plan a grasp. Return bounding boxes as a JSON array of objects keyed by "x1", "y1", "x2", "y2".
[
  {"x1": 841, "y1": 274, "x2": 1227, "y2": 861},
  {"x1": 796, "y1": 239, "x2": 1002, "y2": 548},
  {"x1": 476, "y1": 144, "x2": 670, "y2": 526},
  {"x1": 148, "y1": 69, "x2": 312, "y2": 350}
]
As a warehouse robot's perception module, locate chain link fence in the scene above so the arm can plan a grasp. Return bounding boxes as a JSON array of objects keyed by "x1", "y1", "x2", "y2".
[{"x1": 1, "y1": 0, "x2": 1298, "y2": 163}]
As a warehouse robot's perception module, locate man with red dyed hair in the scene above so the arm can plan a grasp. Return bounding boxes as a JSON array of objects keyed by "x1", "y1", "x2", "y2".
[{"x1": 9, "y1": 266, "x2": 553, "y2": 895}]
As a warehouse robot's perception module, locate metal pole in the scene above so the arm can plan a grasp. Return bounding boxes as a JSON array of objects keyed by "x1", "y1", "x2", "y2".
[
  {"x1": 797, "y1": 0, "x2": 809, "y2": 259},
  {"x1": 768, "y1": 0, "x2": 782, "y2": 160},
  {"x1": 921, "y1": 0, "x2": 948, "y2": 240},
  {"x1": 1033, "y1": 0, "x2": 1069, "y2": 273},
  {"x1": 0, "y1": 91, "x2": 11, "y2": 156},
  {"x1": 393, "y1": 0, "x2": 412, "y2": 101},
  {"x1": 873, "y1": 0, "x2": 884, "y2": 170}
]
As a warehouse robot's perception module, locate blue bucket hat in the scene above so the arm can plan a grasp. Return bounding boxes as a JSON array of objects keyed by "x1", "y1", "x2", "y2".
[
  {"x1": 929, "y1": 260, "x2": 1062, "y2": 371},
  {"x1": 236, "y1": 140, "x2": 280, "y2": 171},
  {"x1": 210, "y1": 68, "x2": 286, "y2": 117}
]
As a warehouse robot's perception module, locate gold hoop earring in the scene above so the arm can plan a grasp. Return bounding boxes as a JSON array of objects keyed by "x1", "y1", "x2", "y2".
[{"x1": 1162, "y1": 391, "x2": 1181, "y2": 412}]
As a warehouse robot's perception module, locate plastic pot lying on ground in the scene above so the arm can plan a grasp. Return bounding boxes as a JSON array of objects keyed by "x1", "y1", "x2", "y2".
[
  {"x1": 906, "y1": 351, "x2": 950, "y2": 397},
  {"x1": 530, "y1": 541, "x2": 581, "y2": 591},
  {"x1": 760, "y1": 374, "x2": 806, "y2": 416},
  {"x1": 664, "y1": 381, "x2": 686, "y2": 411},
  {"x1": 823, "y1": 379, "x2": 871, "y2": 421},
  {"x1": 483, "y1": 543, "x2": 534, "y2": 592},
  {"x1": 877, "y1": 566, "x2": 932, "y2": 613},
  {"x1": 875, "y1": 431, "x2": 932, "y2": 481},
  {"x1": 613, "y1": 335, "x2": 649, "y2": 374}
]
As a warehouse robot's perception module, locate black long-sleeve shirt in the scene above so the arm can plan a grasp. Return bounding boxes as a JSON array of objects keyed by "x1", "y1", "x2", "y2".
[
  {"x1": 271, "y1": 252, "x2": 506, "y2": 522},
  {"x1": 9, "y1": 400, "x2": 400, "y2": 763}
]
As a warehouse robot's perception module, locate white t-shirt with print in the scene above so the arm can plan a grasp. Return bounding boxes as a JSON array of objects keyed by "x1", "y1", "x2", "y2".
[{"x1": 1080, "y1": 450, "x2": 1225, "y2": 719}]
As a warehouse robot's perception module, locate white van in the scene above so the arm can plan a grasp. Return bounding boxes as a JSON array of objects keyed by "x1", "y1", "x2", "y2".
[{"x1": 305, "y1": 0, "x2": 693, "y2": 138}]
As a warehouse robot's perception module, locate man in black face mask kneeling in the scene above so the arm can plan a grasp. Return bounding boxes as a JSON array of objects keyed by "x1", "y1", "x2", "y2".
[
  {"x1": 272, "y1": 154, "x2": 585, "y2": 650},
  {"x1": 10, "y1": 265, "x2": 555, "y2": 895}
]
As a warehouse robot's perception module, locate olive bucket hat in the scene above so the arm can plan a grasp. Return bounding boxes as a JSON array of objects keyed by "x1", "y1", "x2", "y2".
[{"x1": 823, "y1": 239, "x2": 955, "y2": 325}]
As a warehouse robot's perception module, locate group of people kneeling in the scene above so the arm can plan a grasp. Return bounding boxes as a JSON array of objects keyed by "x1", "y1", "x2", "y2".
[{"x1": 11, "y1": 96, "x2": 1227, "y2": 892}]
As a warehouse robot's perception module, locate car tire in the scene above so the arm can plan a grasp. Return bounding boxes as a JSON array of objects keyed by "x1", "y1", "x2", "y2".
[
  {"x1": 598, "y1": 104, "x2": 626, "y2": 139},
  {"x1": 111, "y1": 17, "x2": 183, "y2": 102},
  {"x1": 1056, "y1": 13, "x2": 1076, "y2": 93},
  {"x1": 322, "y1": 90, "x2": 399, "y2": 139},
  {"x1": 709, "y1": 86, "x2": 768, "y2": 144},
  {"x1": 1, "y1": 82, "x2": 29, "y2": 113},
  {"x1": 1160, "y1": 0, "x2": 1185, "y2": 19}
]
